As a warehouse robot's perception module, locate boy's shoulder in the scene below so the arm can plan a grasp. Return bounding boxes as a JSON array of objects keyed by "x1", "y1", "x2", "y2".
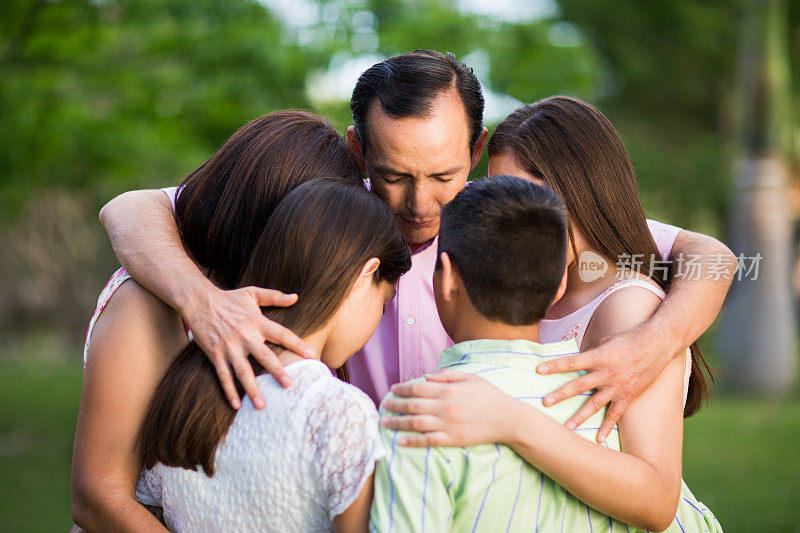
[{"x1": 376, "y1": 375, "x2": 429, "y2": 416}]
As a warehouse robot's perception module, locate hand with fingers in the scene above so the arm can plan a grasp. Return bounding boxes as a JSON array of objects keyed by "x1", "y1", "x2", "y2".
[
  {"x1": 181, "y1": 285, "x2": 316, "y2": 410},
  {"x1": 536, "y1": 330, "x2": 672, "y2": 443},
  {"x1": 380, "y1": 369, "x2": 519, "y2": 448}
]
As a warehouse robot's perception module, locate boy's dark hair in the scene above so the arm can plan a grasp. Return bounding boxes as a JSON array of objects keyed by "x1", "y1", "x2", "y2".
[
  {"x1": 350, "y1": 50, "x2": 484, "y2": 151},
  {"x1": 437, "y1": 176, "x2": 568, "y2": 325}
]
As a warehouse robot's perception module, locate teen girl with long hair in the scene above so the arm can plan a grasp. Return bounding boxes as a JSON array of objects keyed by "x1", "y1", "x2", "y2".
[{"x1": 136, "y1": 178, "x2": 410, "y2": 531}]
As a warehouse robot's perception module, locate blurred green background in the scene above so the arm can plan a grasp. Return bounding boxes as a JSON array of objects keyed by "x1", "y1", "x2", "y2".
[{"x1": 1, "y1": 0, "x2": 799, "y2": 531}]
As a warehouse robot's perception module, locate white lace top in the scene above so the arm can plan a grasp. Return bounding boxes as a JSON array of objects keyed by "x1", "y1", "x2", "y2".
[{"x1": 136, "y1": 359, "x2": 384, "y2": 532}]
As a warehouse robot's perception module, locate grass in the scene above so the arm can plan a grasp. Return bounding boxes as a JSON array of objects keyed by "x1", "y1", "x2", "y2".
[
  {"x1": 682, "y1": 395, "x2": 800, "y2": 532},
  {"x1": 1, "y1": 359, "x2": 798, "y2": 532},
  {"x1": 0, "y1": 360, "x2": 83, "y2": 532}
]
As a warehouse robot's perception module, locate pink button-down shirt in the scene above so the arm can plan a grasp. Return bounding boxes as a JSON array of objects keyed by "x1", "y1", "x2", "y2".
[
  {"x1": 162, "y1": 186, "x2": 681, "y2": 406},
  {"x1": 348, "y1": 236, "x2": 452, "y2": 405}
]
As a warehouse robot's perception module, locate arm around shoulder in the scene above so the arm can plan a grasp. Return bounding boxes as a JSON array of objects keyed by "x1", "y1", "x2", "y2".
[
  {"x1": 584, "y1": 286, "x2": 684, "y2": 529},
  {"x1": 503, "y1": 286, "x2": 683, "y2": 531},
  {"x1": 661, "y1": 228, "x2": 736, "y2": 350},
  {"x1": 99, "y1": 188, "x2": 212, "y2": 314}
]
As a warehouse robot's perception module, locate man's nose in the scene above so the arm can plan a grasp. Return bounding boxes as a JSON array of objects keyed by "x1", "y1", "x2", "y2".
[{"x1": 406, "y1": 180, "x2": 434, "y2": 215}]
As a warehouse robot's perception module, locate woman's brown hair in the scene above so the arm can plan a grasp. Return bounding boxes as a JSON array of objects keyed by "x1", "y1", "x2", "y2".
[
  {"x1": 175, "y1": 109, "x2": 361, "y2": 289},
  {"x1": 488, "y1": 96, "x2": 713, "y2": 417},
  {"x1": 139, "y1": 178, "x2": 411, "y2": 476}
]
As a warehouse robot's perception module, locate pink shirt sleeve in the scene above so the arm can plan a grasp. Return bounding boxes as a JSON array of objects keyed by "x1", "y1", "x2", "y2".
[
  {"x1": 161, "y1": 186, "x2": 179, "y2": 214},
  {"x1": 647, "y1": 219, "x2": 682, "y2": 261}
]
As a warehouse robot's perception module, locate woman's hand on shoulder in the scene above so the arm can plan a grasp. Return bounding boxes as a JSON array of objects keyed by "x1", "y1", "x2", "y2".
[
  {"x1": 380, "y1": 370, "x2": 521, "y2": 447},
  {"x1": 536, "y1": 283, "x2": 669, "y2": 443}
]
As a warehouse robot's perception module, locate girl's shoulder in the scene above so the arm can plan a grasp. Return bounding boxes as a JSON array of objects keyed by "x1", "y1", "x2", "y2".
[
  {"x1": 309, "y1": 366, "x2": 378, "y2": 422},
  {"x1": 597, "y1": 272, "x2": 664, "y2": 306},
  {"x1": 259, "y1": 360, "x2": 378, "y2": 423}
]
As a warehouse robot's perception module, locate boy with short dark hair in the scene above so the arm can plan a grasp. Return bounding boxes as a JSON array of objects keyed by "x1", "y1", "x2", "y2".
[{"x1": 369, "y1": 175, "x2": 604, "y2": 532}]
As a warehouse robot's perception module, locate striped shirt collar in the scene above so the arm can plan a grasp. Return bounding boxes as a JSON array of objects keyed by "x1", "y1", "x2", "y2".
[{"x1": 436, "y1": 338, "x2": 580, "y2": 372}]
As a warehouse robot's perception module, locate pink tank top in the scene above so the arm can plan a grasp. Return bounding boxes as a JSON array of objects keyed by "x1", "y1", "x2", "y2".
[
  {"x1": 83, "y1": 267, "x2": 193, "y2": 366},
  {"x1": 539, "y1": 278, "x2": 692, "y2": 407}
]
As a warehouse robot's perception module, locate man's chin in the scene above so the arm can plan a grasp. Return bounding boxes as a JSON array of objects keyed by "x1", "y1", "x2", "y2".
[{"x1": 402, "y1": 226, "x2": 439, "y2": 249}]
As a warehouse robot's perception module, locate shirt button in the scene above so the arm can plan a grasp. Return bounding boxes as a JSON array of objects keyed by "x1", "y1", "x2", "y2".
[{"x1": 406, "y1": 317, "x2": 416, "y2": 325}]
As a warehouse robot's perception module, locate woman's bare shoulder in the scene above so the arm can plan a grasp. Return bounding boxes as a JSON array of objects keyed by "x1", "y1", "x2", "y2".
[{"x1": 87, "y1": 278, "x2": 186, "y2": 360}]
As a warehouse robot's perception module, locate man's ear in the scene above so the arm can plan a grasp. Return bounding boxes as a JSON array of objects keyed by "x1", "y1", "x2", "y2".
[
  {"x1": 347, "y1": 126, "x2": 367, "y2": 173},
  {"x1": 438, "y1": 252, "x2": 460, "y2": 302},
  {"x1": 552, "y1": 267, "x2": 569, "y2": 305},
  {"x1": 469, "y1": 127, "x2": 489, "y2": 170}
]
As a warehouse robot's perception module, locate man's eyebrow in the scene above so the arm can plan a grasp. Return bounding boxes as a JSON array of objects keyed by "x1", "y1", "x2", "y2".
[
  {"x1": 429, "y1": 166, "x2": 464, "y2": 178},
  {"x1": 371, "y1": 164, "x2": 409, "y2": 177},
  {"x1": 370, "y1": 164, "x2": 464, "y2": 177}
]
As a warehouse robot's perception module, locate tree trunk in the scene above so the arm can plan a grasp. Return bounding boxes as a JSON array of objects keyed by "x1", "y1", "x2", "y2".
[
  {"x1": 716, "y1": 0, "x2": 797, "y2": 394},
  {"x1": 717, "y1": 157, "x2": 797, "y2": 393}
]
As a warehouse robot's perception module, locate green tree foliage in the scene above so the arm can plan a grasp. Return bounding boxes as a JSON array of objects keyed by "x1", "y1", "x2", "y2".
[
  {"x1": 0, "y1": 0, "x2": 324, "y2": 218},
  {"x1": 2, "y1": 0, "x2": 798, "y2": 230},
  {"x1": 557, "y1": 0, "x2": 798, "y2": 230}
]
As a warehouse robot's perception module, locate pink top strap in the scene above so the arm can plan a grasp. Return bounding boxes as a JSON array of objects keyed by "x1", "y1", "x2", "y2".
[
  {"x1": 540, "y1": 278, "x2": 692, "y2": 407},
  {"x1": 84, "y1": 267, "x2": 132, "y2": 365},
  {"x1": 83, "y1": 267, "x2": 193, "y2": 367}
]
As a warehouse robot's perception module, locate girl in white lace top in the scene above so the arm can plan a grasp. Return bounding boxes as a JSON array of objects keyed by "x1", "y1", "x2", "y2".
[{"x1": 134, "y1": 178, "x2": 411, "y2": 532}]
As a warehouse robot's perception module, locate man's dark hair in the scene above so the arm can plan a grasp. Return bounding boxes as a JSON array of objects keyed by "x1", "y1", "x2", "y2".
[
  {"x1": 437, "y1": 176, "x2": 568, "y2": 325},
  {"x1": 350, "y1": 50, "x2": 484, "y2": 151}
]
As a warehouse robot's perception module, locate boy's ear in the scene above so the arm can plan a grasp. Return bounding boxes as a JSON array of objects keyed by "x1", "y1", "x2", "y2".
[
  {"x1": 552, "y1": 267, "x2": 569, "y2": 305},
  {"x1": 347, "y1": 126, "x2": 367, "y2": 172},
  {"x1": 438, "y1": 252, "x2": 460, "y2": 302}
]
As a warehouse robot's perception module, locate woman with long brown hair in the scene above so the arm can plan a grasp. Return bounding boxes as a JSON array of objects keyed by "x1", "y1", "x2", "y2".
[
  {"x1": 71, "y1": 110, "x2": 366, "y2": 532},
  {"x1": 382, "y1": 97, "x2": 720, "y2": 531},
  {"x1": 135, "y1": 178, "x2": 410, "y2": 531}
]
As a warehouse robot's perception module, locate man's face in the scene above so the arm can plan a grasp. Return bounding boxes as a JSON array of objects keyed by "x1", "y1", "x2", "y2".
[{"x1": 350, "y1": 89, "x2": 486, "y2": 249}]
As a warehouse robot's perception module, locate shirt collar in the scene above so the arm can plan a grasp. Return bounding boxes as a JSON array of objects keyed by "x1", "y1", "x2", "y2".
[{"x1": 436, "y1": 338, "x2": 580, "y2": 372}]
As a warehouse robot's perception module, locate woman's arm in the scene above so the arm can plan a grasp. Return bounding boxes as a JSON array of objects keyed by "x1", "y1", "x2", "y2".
[
  {"x1": 507, "y1": 287, "x2": 683, "y2": 531},
  {"x1": 498, "y1": 360, "x2": 683, "y2": 530},
  {"x1": 333, "y1": 475, "x2": 374, "y2": 533},
  {"x1": 538, "y1": 229, "x2": 733, "y2": 439},
  {"x1": 71, "y1": 281, "x2": 185, "y2": 532},
  {"x1": 99, "y1": 188, "x2": 314, "y2": 409}
]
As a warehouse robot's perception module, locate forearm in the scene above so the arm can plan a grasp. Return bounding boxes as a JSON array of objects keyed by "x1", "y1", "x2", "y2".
[
  {"x1": 99, "y1": 189, "x2": 213, "y2": 314},
  {"x1": 505, "y1": 401, "x2": 678, "y2": 531},
  {"x1": 72, "y1": 485, "x2": 167, "y2": 533},
  {"x1": 651, "y1": 233, "x2": 735, "y2": 353}
]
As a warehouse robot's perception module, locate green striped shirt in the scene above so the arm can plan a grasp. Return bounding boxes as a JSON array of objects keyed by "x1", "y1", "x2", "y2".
[{"x1": 369, "y1": 338, "x2": 721, "y2": 533}]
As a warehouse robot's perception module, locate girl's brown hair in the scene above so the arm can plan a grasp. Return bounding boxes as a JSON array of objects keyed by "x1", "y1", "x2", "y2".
[
  {"x1": 488, "y1": 96, "x2": 713, "y2": 417},
  {"x1": 139, "y1": 178, "x2": 411, "y2": 476},
  {"x1": 175, "y1": 109, "x2": 361, "y2": 289}
]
